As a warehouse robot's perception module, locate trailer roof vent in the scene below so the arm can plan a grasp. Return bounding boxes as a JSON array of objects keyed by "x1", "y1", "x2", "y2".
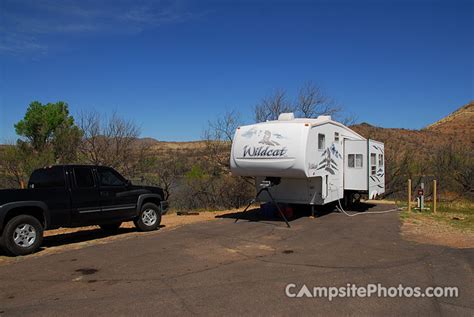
[
  {"x1": 317, "y1": 115, "x2": 331, "y2": 121},
  {"x1": 278, "y1": 113, "x2": 295, "y2": 121}
]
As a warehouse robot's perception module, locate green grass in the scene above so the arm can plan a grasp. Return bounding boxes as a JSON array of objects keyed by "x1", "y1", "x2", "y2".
[{"x1": 399, "y1": 200, "x2": 474, "y2": 233}]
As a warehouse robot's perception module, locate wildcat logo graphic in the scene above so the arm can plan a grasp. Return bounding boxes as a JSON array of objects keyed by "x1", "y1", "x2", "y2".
[
  {"x1": 243, "y1": 145, "x2": 288, "y2": 157},
  {"x1": 242, "y1": 130, "x2": 288, "y2": 157},
  {"x1": 259, "y1": 130, "x2": 280, "y2": 146}
]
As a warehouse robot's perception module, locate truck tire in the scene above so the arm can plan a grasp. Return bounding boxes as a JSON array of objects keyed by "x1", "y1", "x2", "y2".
[
  {"x1": 99, "y1": 222, "x2": 122, "y2": 233},
  {"x1": 134, "y1": 202, "x2": 161, "y2": 232},
  {"x1": 0, "y1": 215, "x2": 44, "y2": 256}
]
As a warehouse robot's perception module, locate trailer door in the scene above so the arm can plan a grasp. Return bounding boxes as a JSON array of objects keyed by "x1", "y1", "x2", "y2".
[
  {"x1": 368, "y1": 140, "x2": 385, "y2": 198},
  {"x1": 343, "y1": 140, "x2": 367, "y2": 191}
]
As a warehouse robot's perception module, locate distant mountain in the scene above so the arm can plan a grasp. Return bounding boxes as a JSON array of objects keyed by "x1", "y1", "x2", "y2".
[
  {"x1": 350, "y1": 101, "x2": 473, "y2": 158},
  {"x1": 350, "y1": 122, "x2": 438, "y2": 162},
  {"x1": 134, "y1": 138, "x2": 207, "y2": 152},
  {"x1": 349, "y1": 101, "x2": 473, "y2": 197},
  {"x1": 134, "y1": 137, "x2": 160, "y2": 148},
  {"x1": 424, "y1": 101, "x2": 473, "y2": 145},
  {"x1": 425, "y1": 101, "x2": 473, "y2": 130}
]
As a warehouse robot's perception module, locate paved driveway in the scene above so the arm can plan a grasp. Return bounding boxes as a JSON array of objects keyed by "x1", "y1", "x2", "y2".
[{"x1": 0, "y1": 204, "x2": 472, "y2": 316}]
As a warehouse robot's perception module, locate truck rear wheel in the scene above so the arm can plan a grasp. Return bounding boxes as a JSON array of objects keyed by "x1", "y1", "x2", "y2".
[
  {"x1": 1, "y1": 215, "x2": 43, "y2": 256},
  {"x1": 134, "y1": 203, "x2": 161, "y2": 231}
]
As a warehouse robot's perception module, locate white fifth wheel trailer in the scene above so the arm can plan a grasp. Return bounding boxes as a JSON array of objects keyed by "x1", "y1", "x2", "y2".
[{"x1": 230, "y1": 113, "x2": 385, "y2": 206}]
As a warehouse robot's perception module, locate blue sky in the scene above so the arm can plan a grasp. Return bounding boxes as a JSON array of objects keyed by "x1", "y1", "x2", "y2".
[{"x1": 1, "y1": 0, "x2": 472, "y2": 142}]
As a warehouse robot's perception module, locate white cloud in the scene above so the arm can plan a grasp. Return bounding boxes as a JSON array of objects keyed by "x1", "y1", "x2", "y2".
[
  {"x1": 0, "y1": 0, "x2": 204, "y2": 56},
  {"x1": 0, "y1": 31, "x2": 48, "y2": 55}
]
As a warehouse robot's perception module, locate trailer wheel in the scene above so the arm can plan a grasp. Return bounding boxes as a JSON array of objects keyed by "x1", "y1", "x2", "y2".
[
  {"x1": 352, "y1": 193, "x2": 361, "y2": 205},
  {"x1": 344, "y1": 192, "x2": 361, "y2": 208},
  {"x1": 0, "y1": 215, "x2": 43, "y2": 256}
]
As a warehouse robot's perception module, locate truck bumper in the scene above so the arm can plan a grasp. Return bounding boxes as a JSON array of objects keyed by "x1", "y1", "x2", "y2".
[{"x1": 160, "y1": 201, "x2": 169, "y2": 215}]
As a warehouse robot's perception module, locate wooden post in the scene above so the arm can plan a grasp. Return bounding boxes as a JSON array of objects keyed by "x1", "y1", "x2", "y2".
[
  {"x1": 408, "y1": 179, "x2": 412, "y2": 212},
  {"x1": 433, "y1": 180, "x2": 437, "y2": 214}
]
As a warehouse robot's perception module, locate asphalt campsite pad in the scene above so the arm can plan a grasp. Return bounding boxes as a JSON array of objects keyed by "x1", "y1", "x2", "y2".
[{"x1": 0, "y1": 203, "x2": 472, "y2": 316}]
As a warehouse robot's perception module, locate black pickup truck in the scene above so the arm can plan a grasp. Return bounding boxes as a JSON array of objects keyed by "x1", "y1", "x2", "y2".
[{"x1": 0, "y1": 165, "x2": 169, "y2": 256}]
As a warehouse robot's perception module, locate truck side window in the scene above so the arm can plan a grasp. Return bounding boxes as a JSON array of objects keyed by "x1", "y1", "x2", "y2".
[
  {"x1": 334, "y1": 132, "x2": 339, "y2": 142},
  {"x1": 74, "y1": 167, "x2": 95, "y2": 188},
  {"x1": 28, "y1": 166, "x2": 65, "y2": 189},
  {"x1": 318, "y1": 133, "x2": 325, "y2": 150},
  {"x1": 379, "y1": 154, "x2": 384, "y2": 167},
  {"x1": 98, "y1": 168, "x2": 126, "y2": 187}
]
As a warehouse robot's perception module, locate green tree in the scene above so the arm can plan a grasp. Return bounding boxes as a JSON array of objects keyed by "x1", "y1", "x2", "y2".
[
  {"x1": 14, "y1": 101, "x2": 82, "y2": 162},
  {"x1": 0, "y1": 143, "x2": 55, "y2": 188}
]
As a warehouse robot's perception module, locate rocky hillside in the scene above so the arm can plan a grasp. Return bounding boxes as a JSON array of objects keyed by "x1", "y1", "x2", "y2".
[
  {"x1": 350, "y1": 101, "x2": 473, "y2": 198},
  {"x1": 424, "y1": 101, "x2": 473, "y2": 146},
  {"x1": 351, "y1": 101, "x2": 473, "y2": 158}
]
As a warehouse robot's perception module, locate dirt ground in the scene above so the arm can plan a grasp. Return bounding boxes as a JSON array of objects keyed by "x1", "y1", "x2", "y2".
[
  {"x1": 401, "y1": 214, "x2": 474, "y2": 249},
  {"x1": 43, "y1": 210, "x2": 232, "y2": 237}
]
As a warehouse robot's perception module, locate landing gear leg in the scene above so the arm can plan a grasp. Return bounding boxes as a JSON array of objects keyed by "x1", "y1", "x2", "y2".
[{"x1": 235, "y1": 187, "x2": 291, "y2": 228}]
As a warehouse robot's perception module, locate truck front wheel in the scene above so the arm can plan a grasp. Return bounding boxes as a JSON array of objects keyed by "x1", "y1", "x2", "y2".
[
  {"x1": 1, "y1": 215, "x2": 44, "y2": 256},
  {"x1": 134, "y1": 203, "x2": 161, "y2": 231}
]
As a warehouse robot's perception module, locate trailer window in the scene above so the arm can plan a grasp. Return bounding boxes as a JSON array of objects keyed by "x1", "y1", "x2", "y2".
[
  {"x1": 334, "y1": 132, "x2": 339, "y2": 142},
  {"x1": 371, "y1": 153, "x2": 377, "y2": 175},
  {"x1": 379, "y1": 154, "x2": 384, "y2": 167},
  {"x1": 318, "y1": 133, "x2": 325, "y2": 150},
  {"x1": 348, "y1": 154, "x2": 355, "y2": 167},
  {"x1": 348, "y1": 154, "x2": 363, "y2": 168},
  {"x1": 355, "y1": 154, "x2": 363, "y2": 168}
]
